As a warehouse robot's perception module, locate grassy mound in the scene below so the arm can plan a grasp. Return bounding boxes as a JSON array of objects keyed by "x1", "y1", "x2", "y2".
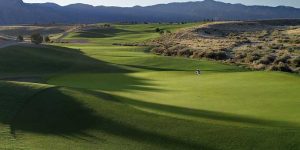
[{"x1": 0, "y1": 45, "x2": 129, "y2": 80}]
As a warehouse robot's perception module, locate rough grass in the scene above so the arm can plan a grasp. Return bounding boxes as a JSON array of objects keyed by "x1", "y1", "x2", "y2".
[{"x1": 0, "y1": 23, "x2": 300, "y2": 150}]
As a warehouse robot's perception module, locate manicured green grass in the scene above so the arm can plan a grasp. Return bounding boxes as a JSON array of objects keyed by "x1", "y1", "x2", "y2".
[
  {"x1": 1, "y1": 23, "x2": 300, "y2": 150},
  {"x1": 65, "y1": 23, "x2": 198, "y2": 44},
  {"x1": 49, "y1": 71, "x2": 300, "y2": 124}
]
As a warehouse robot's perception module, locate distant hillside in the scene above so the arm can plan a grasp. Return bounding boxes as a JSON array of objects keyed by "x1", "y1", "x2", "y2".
[{"x1": 0, "y1": 0, "x2": 300, "y2": 25}]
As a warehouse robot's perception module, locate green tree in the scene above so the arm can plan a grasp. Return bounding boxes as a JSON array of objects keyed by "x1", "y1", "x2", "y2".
[
  {"x1": 31, "y1": 33, "x2": 43, "y2": 45},
  {"x1": 17, "y1": 35, "x2": 24, "y2": 42},
  {"x1": 155, "y1": 28, "x2": 161, "y2": 32},
  {"x1": 104, "y1": 24, "x2": 111, "y2": 28},
  {"x1": 44, "y1": 36, "x2": 51, "y2": 43},
  {"x1": 159, "y1": 30, "x2": 165, "y2": 35}
]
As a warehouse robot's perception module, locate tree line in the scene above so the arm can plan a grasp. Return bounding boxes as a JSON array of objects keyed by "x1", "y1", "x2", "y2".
[{"x1": 17, "y1": 33, "x2": 51, "y2": 45}]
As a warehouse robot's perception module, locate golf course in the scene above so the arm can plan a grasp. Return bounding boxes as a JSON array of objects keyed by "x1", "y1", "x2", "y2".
[{"x1": 1, "y1": 23, "x2": 300, "y2": 150}]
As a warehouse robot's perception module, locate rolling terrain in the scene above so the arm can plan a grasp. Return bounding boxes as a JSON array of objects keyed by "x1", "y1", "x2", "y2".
[{"x1": 0, "y1": 23, "x2": 300, "y2": 150}]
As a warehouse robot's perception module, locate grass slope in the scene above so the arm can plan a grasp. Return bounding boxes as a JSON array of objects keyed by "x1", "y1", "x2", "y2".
[{"x1": 0, "y1": 23, "x2": 300, "y2": 150}]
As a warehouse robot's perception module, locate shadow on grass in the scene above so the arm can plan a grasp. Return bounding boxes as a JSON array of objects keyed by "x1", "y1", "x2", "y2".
[
  {"x1": 118, "y1": 62, "x2": 250, "y2": 73},
  {"x1": 1, "y1": 44, "x2": 163, "y2": 92},
  {"x1": 199, "y1": 68, "x2": 250, "y2": 73},
  {"x1": 87, "y1": 90, "x2": 300, "y2": 129},
  {"x1": 74, "y1": 28, "x2": 135, "y2": 38},
  {"x1": 10, "y1": 87, "x2": 98, "y2": 135},
  {"x1": 123, "y1": 64, "x2": 190, "y2": 71},
  {"x1": 5, "y1": 87, "x2": 300, "y2": 149},
  {"x1": 9, "y1": 87, "x2": 216, "y2": 150},
  {"x1": 124, "y1": 64, "x2": 250, "y2": 72},
  {"x1": 0, "y1": 44, "x2": 129, "y2": 74},
  {"x1": 49, "y1": 72, "x2": 163, "y2": 92}
]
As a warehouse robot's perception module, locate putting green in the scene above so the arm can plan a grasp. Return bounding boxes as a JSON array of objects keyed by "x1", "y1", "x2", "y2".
[{"x1": 49, "y1": 66, "x2": 300, "y2": 126}]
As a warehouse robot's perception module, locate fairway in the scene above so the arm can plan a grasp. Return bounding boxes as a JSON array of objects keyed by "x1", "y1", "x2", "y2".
[{"x1": 1, "y1": 23, "x2": 300, "y2": 150}]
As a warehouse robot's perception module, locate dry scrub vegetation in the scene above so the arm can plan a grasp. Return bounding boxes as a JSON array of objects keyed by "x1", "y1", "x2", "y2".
[{"x1": 150, "y1": 20, "x2": 300, "y2": 73}]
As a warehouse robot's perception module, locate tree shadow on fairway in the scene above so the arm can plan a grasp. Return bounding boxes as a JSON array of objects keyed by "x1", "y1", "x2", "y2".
[
  {"x1": 0, "y1": 45, "x2": 129, "y2": 75},
  {"x1": 49, "y1": 73, "x2": 163, "y2": 92},
  {"x1": 9, "y1": 87, "x2": 216, "y2": 150},
  {"x1": 10, "y1": 87, "x2": 98, "y2": 135},
  {"x1": 197, "y1": 68, "x2": 250, "y2": 73},
  {"x1": 74, "y1": 28, "x2": 135, "y2": 38},
  {"x1": 5, "y1": 87, "x2": 300, "y2": 150},
  {"x1": 1, "y1": 44, "x2": 163, "y2": 92},
  {"x1": 87, "y1": 91, "x2": 300, "y2": 129},
  {"x1": 123, "y1": 64, "x2": 250, "y2": 72},
  {"x1": 123, "y1": 64, "x2": 191, "y2": 71}
]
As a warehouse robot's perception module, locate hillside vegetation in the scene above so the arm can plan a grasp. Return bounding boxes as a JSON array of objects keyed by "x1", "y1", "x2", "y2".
[{"x1": 151, "y1": 20, "x2": 300, "y2": 73}]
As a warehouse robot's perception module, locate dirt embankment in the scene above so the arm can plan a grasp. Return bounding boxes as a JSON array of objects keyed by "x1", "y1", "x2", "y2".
[{"x1": 150, "y1": 20, "x2": 300, "y2": 73}]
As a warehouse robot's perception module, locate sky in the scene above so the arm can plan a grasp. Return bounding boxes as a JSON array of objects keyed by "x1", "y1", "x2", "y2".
[{"x1": 23, "y1": 0, "x2": 300, "y2": 8}]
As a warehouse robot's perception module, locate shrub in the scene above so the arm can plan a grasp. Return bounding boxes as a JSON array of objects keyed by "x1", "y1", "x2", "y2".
[
  {"x1": 288, "y1": 47, "x2": 295, "y2": 52},
  {"x1": 245, "y1": 53, "x2": 261, "y2": 62},
  {"x1": 177, "y1": 48, "x2": 192, "y2": 57},
  {"x1": 294, "y1": 39, "x2": 300, "y2": 44},
  {"x1": 159, "y1": 30, "x2": 165, "y2": 35},
  {"x1": 235, "y1": 53, "x2": 246, "y2": 59},
  {"x1": 269, "y1": 62, "x2": 292, "y2": 72},
  {"x1": 295, "y1": 68, "x2": 300, "y2": 73},
  {"x1": 169, "y1": 45, "x2": 186, "y2": 51},
  {"x1": 205, "y1": 51, "x2": 228, "y2": 60},
  {"x1": 274, "y1": 55, "x2": 291, "y2": 64},
  {"x1": 151, "y1": 46, "x2": 165, "y2": 54},
  {"x1": 279, "y1": 39, "x2": 290, "y2": 43},
  {"x1": 256, "y1": 45, "x2": 263, "y2": 49},
  {"x1": 155, "y1": 28, "x2": 161, "y2": 32},
  {"x1": 253, "y1": 63, "x2": 266, "y2": 70},
  {"x1": 197, "y1": 51, "x2": 207, "y2": 58},
  {"x1": 17, "y1": 35, "x2": 24, "y2": 42},
  {"x1": 104, "y1": 24, "x2": 111, "y2": 28},
  {"x1": 204, "y1": 30, "x2": 211, "y2": 34},
  {"x1": 44, "y1": 36, "x2": 51, "y2": 43},
  {"x1": 163, "y1": 49, "x2": 176, "y2": 56},
  {"x1": 268, "y1": 43, "x2": 284, "y2": 50},
  {"x1": 31, "y1": 33, "x2": 43, "y2": 45},
  {"x1": 241, "y1": 38, "x2": 251, "y2": 44},
  {"x1": 292, "y1": 56, "x2": 300, "y2": 67},
  {"x1": 228, "y1": 33, "x2": 236, "y2": 37},
  {"x1": 258, "y1": 55, "x2": 276, "y2": 65}
]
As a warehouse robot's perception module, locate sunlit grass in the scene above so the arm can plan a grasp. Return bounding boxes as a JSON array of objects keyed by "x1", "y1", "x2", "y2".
[{"x1": 1, "y1": 23, "x2": 300, "y2": 150}]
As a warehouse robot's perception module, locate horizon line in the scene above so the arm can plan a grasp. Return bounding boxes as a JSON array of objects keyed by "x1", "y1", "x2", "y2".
[{"x1": 22, "y1": 0, "x2": 299, "y2": 9}]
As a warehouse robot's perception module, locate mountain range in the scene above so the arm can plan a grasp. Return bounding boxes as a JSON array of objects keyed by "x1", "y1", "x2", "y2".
[{"x1": 0, "y1": 0, "x2": 300, "y2": 25}]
